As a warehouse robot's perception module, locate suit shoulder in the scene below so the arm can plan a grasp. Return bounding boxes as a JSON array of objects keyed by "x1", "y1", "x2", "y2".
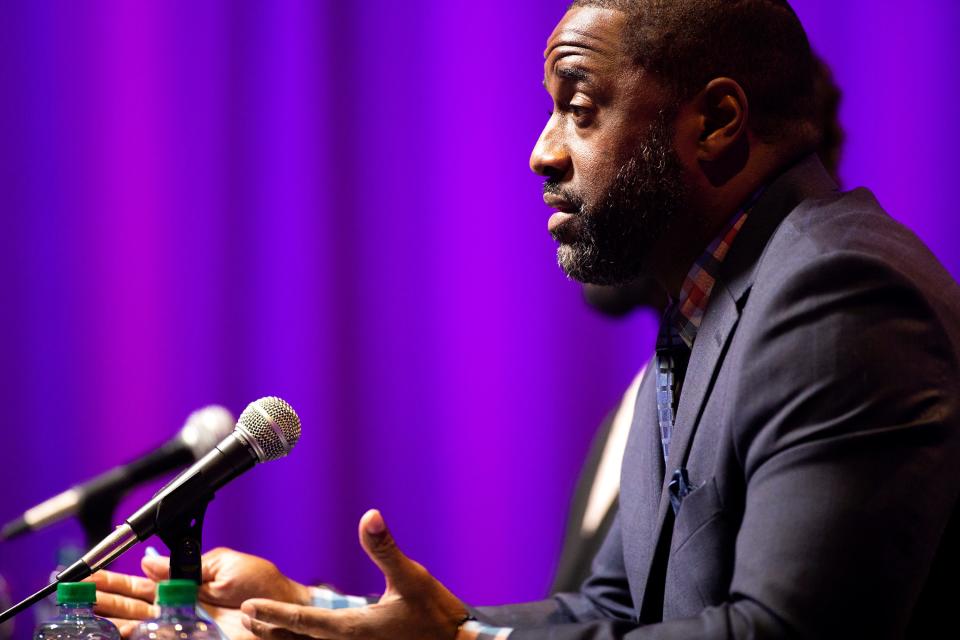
[
  {"x1": 726, "y1": 188, "x2": 960, "y2": 472},
  {"x1": 751, "y1": 187, "x2": 960, "y2": 318},
  {"x1": 733, "y1": 186, "x2": 960, "y2": 384},
  {"x1": 768, "y1": 187, "x2": 936, "y2": 267}
]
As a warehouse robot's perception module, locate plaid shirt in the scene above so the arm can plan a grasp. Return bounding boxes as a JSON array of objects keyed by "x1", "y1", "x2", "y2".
[
  {"x1": 672, "y1": 208, "x2": 749, "y2": 348},
  {"x1": 656, "y1": 206, "x2": 750, "y2": 463}
]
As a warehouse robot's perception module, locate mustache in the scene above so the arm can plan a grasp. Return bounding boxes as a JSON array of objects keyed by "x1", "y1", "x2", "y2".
[{"x1": 543, "y1": 180, "x2": 586, "y2": 210}]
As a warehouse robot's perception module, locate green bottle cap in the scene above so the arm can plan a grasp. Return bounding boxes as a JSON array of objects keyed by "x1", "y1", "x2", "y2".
[
  {"x1": 156, "y1": 580, "x2": 198, "y2": 606},
  {"x1": 57, "y1": 582, "x2": 96, "y2": 605}
]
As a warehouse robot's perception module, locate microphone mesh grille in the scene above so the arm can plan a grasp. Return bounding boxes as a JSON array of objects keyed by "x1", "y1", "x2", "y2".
[{"x1": 237, "y1": 397, "x2": 302, "y2": 462}]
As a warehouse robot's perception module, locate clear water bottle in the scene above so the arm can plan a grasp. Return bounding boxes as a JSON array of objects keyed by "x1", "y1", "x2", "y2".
[
  {"x1": 131, "y1": 580, "x2": 221, "y2": 640},
  {"x1": 34, "y1": 582, "x2": 121, "y2": 640}
]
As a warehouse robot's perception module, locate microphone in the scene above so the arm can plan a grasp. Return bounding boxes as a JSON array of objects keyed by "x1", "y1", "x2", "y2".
[
  {"x1": 0, "y1": 405, "x2": 235, "y2": 541},
  {"x1": 59, "y1": 396, "x2": 301, "y2": 581},
  {"x1": 0, "y1": 396, "x2": 301, "y2": 625}
]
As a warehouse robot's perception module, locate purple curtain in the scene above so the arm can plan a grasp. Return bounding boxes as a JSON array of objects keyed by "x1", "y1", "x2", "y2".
[{"x1": 0, "y1": 2, "x2": 957, "y2": 636}]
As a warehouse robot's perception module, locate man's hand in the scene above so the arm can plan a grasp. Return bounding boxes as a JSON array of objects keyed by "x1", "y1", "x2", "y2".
[
  {"x1": 90, "y1": 547, "x2": 311, "y2": 639},
  {"x1": 241, "y1": 509, "x2": 468, "y2": 640},
  {"x1": 141, "y1": 547, "x2": 311, "y2": 609}
]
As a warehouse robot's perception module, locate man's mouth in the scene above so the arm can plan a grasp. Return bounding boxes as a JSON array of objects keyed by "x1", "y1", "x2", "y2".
[
  {"x1": 542, "y1": 193, "x2": 577, "y2": 211},
  {"x1": 543, "y1": 193, "x2": 581, "y2": 239}
]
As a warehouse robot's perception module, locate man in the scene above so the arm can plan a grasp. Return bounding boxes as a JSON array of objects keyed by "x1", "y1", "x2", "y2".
[
  {"x1": 552, "y1": 49, "x2": 845, "y2": 596},
  {"x1": 95, "y1": 1, "x2": 960, "y2": 638}
]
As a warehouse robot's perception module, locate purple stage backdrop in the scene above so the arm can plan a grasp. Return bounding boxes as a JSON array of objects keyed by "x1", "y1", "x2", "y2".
[{"x1": 0, "y1": 1, "x2": 958, "y2": 636}]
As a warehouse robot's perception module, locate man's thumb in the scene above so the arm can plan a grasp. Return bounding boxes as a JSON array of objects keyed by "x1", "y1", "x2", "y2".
[
  {"x1": 359, "y1": 509, "x2": 415, "y2": 589},
  {"x1": 141, "y1": 554, "x2": 170, "y2": 581}
]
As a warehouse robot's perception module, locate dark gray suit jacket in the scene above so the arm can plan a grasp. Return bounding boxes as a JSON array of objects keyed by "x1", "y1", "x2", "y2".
[{"x1": 475, "y1": 155, "x2": 960, "y2": 638}]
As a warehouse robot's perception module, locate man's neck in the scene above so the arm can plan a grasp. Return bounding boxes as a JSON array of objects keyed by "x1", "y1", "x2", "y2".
[
  {"x1": 653, "y1": 146, "x2": 794, "y2": 298},
  {"x1": 654, "y1": 218, "x2": 728, "y2": 300}
]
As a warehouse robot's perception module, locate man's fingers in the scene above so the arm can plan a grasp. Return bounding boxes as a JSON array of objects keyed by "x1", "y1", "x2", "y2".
[
  {"x1": 108, "y1": 618, "x2": 141, "y2": 639},
  {"x1": 141, "y1": 554, "x2": 222, "y2": 608},
  {"x1": 89, "y1": 571, "x2": 156, "y2": 638},
  {"x1": 242, "y1": 617, "x2": 314, "y2": 640},
  {"x1": 93, "y1": 591, "x2": 159, "y2": 621},
  {"x1": 88, "y1": 570, "x2": 157, "y2": 601},
  {"x1": 242, "y1": 598, "x2": 364, "y2": 639},
  {"x1": 357, "y1": 509, "x2": 417, "y2": 591},
  {"x1": 202, "y1": 605, "x2": 261, "y2": 640},
  {"x1": 140, "y1": 555, "x2": 170, "y2": 581}
]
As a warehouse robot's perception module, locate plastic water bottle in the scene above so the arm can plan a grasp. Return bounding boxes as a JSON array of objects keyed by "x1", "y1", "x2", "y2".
[
  {"x1": 131, "y1": 580, "x2": 221, "y2": 640},
  {"x1": 34, "y1": 582, "x2": 121, "y2": 640}
]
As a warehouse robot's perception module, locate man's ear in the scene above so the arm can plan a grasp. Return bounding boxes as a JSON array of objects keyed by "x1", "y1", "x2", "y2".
[{"x1": 696, "y1": 77, "x2": 748, "y2": 161}]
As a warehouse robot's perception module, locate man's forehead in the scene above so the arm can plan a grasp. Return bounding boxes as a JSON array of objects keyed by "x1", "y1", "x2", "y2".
[{"x1": 544, "y1": 6, "x2": 626, "y2": 60}]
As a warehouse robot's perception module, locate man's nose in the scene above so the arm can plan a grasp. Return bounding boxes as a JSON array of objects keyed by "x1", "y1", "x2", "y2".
[{"x1": 529, "y1": 118, "x2": 570, "y2": 178}]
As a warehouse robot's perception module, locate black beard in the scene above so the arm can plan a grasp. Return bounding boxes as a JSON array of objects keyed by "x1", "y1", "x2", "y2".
[{"x1": 546, "y1": 112, "x2": 686, "y2": 286}]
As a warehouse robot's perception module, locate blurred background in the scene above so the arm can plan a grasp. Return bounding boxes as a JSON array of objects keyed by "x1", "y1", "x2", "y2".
[{"x1": 0, "y1": 1, "x2": 958, "y2": 636}]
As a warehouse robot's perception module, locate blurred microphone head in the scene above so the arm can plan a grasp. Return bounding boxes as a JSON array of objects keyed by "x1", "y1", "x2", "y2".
[
  {"x1": 178, "y1": 406, "x2": 235, "y2": 459},
  {"x1": 237, "y1": 397, "x2": 301, "y2": 462}
]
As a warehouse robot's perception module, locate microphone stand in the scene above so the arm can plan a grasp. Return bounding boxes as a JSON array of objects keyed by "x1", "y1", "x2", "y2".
[
  {"x1": 138, "y1": 466, "x2": 213, "y2": 585},
  {"x1": 154, "y1": 494, "x2": 210, "y2": 585}
]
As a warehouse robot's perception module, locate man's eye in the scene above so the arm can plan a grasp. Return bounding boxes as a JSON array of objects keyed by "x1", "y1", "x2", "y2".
[{"x1": 567, "y1": 103, "x2": 593, "y2": 125}]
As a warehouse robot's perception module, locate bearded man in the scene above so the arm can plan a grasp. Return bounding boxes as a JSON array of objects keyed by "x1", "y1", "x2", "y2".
[{"x1": 95, "y1": 1, "x2": 960, "y2": 638}]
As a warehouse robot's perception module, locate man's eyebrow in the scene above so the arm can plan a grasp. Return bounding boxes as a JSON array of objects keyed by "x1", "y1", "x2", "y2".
[
  {"x1": 556, "y1": 66, "x2": 591, "y2": 82},
  {"x1": 542, "y1": 65, "x2": 594, "y2": 88}
]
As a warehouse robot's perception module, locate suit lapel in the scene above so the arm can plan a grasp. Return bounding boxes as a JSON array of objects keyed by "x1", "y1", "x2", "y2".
[
  {"x1": 630, "y1": 154, "x2": 841, "y2": 619},
  {"x1": 637, "y1": 283, "x2": 743, "y2": 617},
  {"x1": 664, "y1": 284, "x2": 741, "y2": 483}
]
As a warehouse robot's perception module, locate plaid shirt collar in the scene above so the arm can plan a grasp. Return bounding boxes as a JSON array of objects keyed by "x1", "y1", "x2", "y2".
[{"x1": 664, "y1": 203, "x2": 753, "y2": 349}]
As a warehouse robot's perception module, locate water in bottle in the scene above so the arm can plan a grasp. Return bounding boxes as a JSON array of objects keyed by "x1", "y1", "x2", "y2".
[
  {"x1": 131, "y1": 580, "x2": 221, "y2": 640},
  {"x1": 34, "y1": 582, "x2": 121, "y2": 640}
]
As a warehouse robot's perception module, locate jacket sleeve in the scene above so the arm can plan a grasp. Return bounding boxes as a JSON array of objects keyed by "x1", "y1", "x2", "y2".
[{"x1": 473, "y1": 510, "x2": 636, "y2": 628}]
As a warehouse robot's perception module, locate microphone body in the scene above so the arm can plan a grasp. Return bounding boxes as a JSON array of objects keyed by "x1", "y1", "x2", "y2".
[
  {"x1": 1, "y1": 406, "x2": 234, "y2": 541},
  {"x1": 1, "y1": 441, "x2": 191, "y2": 540},
  {"x1": 129, "y1": 430, "x2": 256, "y2": 538}
]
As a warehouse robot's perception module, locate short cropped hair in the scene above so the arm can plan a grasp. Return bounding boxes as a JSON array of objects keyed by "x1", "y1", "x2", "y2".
[{"x1": 572, "y1": 0, "x2": 819, "y2": 149}]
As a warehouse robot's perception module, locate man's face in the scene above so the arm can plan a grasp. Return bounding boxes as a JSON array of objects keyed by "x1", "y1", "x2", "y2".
[{"x1": 532, "y1": 6, "x2": 687, "y2": 286}]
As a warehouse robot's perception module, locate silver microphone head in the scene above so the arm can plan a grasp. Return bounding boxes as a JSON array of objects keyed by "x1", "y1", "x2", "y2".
[
  {"x1": 237, "y1": 397, "x2": 302, "y2": 462},
  {"x1": 179, "y1": 405, "x2": 236, "y2": 460}
]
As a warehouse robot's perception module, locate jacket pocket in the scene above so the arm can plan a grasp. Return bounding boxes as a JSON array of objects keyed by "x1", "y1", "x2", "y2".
[{"x1": 668, "y1": 477, "x2": 735, "y2": 610}]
